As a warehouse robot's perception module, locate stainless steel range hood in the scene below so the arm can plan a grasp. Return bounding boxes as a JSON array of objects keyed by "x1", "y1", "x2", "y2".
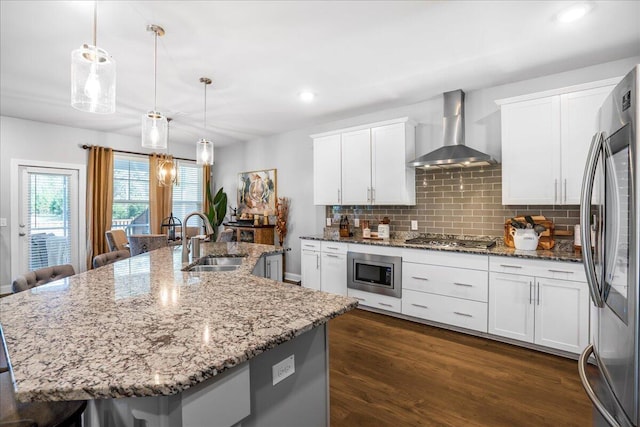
[{"x1": 409, "y1": 89, "x2": 497, "y2": 169}]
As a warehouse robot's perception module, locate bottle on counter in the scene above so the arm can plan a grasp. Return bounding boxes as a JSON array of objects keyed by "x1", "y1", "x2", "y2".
[
  {"x1": 339, "y1": 215, "x2": 350, "y2": 238},
  {"x1": 362, "y1": 220, "x2": 371, "y2": 238}
]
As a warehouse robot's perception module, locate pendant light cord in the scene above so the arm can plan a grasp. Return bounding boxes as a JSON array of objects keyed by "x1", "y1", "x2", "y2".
[
  {"x1": 153, "y1": 29, "x2": 158, "y2": 111},
  {"x1": 203, "y1": 82, "x2": 207, "y2": 129},
  {"x1": 92, "y1": 0, "x2": 97, "y2": 47}
]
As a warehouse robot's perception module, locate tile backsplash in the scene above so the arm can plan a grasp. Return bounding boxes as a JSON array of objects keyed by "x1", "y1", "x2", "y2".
[{"x1": 326, "y1": 165, "x2": 579, "y2": 237}]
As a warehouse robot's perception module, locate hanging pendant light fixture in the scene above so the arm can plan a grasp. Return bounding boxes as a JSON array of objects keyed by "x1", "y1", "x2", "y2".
[
  {"x1": 157, "y1": 118, "x2": 178, "y2": 187},
  {"x1": 196, "y1": 77, "x2": 214, "y2": 166},
  {"x1": 71, "y1": 0, "x2": 116, "y2": 114},
  {"x1": 142, "y1": 24, "x2": 168, "y2": 149}
]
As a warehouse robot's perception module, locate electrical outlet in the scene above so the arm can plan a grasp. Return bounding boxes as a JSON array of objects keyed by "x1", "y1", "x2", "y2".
[
  {"x1": 354, "y1": 218, "x2": 360, "y2": 227},
  {"x1": 0, "y1": 218, "x2": 6, "y2": 227},
  {"x1": 272, "y1": 355, "x2": 295, "y2": 385},
  {"x1": 411, "y1": 220, "x2": 418, "y2": 231},
  {"x1": 326, "y1": 217, "x2": 332, "y2": 226}
]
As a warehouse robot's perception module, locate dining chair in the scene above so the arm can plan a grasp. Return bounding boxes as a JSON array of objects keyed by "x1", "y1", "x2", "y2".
[
  {"x1": 105, "y1": 229, "x2": 129, "y2": 252},
  {"x1": 92, "y1": 249, "x2": 131, "y2": 269},
  {"x1": 12, "y1": 264, "x2": 75, "y2": 294},
  {"x1": 128, "y1": 234, "x2": 168, "y2": 256}
]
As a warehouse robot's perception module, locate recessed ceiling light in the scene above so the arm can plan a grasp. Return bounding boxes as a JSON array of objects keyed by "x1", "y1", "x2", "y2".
[
  {"x1": 556, "y1": 3, "x2": 592, "y2": 23},
  {"x1": 299, "y1": 91, "x2": 316, "y2": 102}
]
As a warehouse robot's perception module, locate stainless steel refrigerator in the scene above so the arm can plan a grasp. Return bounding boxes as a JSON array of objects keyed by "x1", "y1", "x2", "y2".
[{"x1": 580, "y1": 65, "x2": 639, "y2": 427}]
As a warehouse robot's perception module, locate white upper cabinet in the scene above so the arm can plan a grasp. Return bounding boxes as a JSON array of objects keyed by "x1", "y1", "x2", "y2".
[
  {"x1": 311, "y1": 118, "x2": 415, "y2": 206},
  {"x1": 341, "y1": 129, "x2": 372, "y2": 205},
  {"x1": 497, "y1": 78, "x2": 618, "y2": 205},
  {"x1": 313, "y1": 134, "x2": 342, "y2": 205}
]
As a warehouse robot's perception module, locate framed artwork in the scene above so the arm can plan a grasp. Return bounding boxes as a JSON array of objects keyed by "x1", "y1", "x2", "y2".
[{"x1": 237, "y1": 169, "x2": 277, "y2": 215}]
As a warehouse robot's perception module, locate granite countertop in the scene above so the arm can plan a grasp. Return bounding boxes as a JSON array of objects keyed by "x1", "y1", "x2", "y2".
[
  {"x1": 300, "y1": 234, "x2": 583, "y2": 263},
  {"x1": 0, "y1": 243, "x2": 357, "y2": 403}
]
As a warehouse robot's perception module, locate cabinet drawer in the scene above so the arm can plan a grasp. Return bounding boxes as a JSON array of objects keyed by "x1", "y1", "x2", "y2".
[
  {"x1": 403, "y1": 262, "x2": 488, "y2": 302},
  {"x1": 402, "y1": 249, "x2": 488, "y2": 270},
  {"x1": 402, "y1": 290, "x2": 488, "y2": 333},
  {"x1": 301, "y1": 240, "x2": 321, "y2": 251},
  {"x1": 321, "y1": 241, "x2": 349, "y2": 254},
  {"x1": 489, "y1": 256, "x2": 586, "y2": 281},
  {"x1": 348, "y1": 288, "x2": 401, "y2": 314}
]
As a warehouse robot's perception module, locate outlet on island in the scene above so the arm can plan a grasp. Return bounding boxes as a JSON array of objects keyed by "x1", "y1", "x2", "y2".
[{"x1": 272, "y1": 355, "x2": 295, "y2": 386}]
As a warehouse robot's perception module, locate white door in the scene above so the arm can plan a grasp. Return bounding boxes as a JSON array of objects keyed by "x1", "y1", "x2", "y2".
[
  {"x1": 301, "y1": 250, "x2": 321, "y2": 291},
  {"x1": 371, "y1": 123, "x2": 407, "y2": 204},
  {"x1": 534, "y1": 278, "x2": 590, "y2": 353},
  {"x1": 17, "y1": 166, "x2": 80, "y2": 276},
  {"x1": 341, "y1": 129, "x2": 371, "y2": 205},
  {"x1": 313, "y1": 135, "x2": 342, "y2": 205},
  {"x1": 488, "y1": 273, "x2": 535, "y2": 342},
  {"x1": 320, "y1": 252, "x2": 347, "y2": 296},
  {"x1": 501, "y1": 96, "x2": 561, "y2": 205},
  {"x1": 560, "y1": 85, "x2": 614, "y2": 204}
]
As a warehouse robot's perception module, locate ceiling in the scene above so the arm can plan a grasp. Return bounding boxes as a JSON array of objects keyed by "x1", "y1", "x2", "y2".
[{"x1": 1, "y1": 1, "x2": 639, "y2": 148}]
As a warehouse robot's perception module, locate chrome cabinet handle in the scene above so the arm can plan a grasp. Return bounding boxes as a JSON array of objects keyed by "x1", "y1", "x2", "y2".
[
  {"x1": 411, "y1": 276, "x2": 429, "y2": 281},
  {"x1": 19, "y1": 224, "x2": 25, "y2": 228},
  {"x1": 554, "y1": 179, "x2": 558, "y2": 204},
  {"x1": 326, "y1": 254, "x2": 339, "y2": 258},
  {"x1": 537, "y1": 281, "x2": 540, "y2": 305},
  {"x1": 378, "y1": 302, "x2": 392, "y2": 307},
  {"x1": 529, "y1": 281, "x2": 533, "y2": 304},
  {"x1": 19, "y1": 232, "x2": 26, "y2": 236},
  {"x1": 580, "y1": 132, "x2": 604, "y2": 307},
  {"x1": 316, "y1": 254, "x2": 319, "y2": 269},
  {"x1": 303, "y1": 244, "x2": 316, "y2": 248},
  {"x1": 371, "y1": 187, "x2": 375, "y2": 204},
  {"x1": 579, "y1": 344, "x2": 622, "y2": 427},
  {"x1": 564, "y1": 179, "x2": 567, "y2": 203},
  {"x1": 499, "y1": 264, "x2": 522, "y2": 269},
  {"x1": 337, "y1": 189, "x2": 341, "y2": 203},
  {"x1": 411, "y1": 303, "x2": 428, "y2": 309},
  {"x1": 367, "y1": 187, "x2": 371, "y2": 203},
  {"x1": 548, "y1": 269, "x2": 574, "y2": 274},
  {"x1": 453, "y1": 282, "x2": 473, "y2": 287},
  {"x1": 454, "y1": 312, "x2": 473, "y2": 318}
]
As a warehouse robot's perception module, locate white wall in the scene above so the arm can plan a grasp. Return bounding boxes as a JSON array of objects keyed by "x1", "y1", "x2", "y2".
[
  {"x1": 213, "y1": 56, "x2": 640, "y2": 277},
  {"x1": 0, "y1": 116, "x2": 196, "y2": 290}
]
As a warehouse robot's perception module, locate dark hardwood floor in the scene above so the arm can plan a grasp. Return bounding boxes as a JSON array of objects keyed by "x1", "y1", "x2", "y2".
[{"x1": 329, "y1": 309, "x2": 593, "y2": 427}]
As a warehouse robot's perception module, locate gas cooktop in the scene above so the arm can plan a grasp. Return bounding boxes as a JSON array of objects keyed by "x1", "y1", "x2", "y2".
[{"x1": 404, "y1": 237, "x2": 496, "y2": 249}]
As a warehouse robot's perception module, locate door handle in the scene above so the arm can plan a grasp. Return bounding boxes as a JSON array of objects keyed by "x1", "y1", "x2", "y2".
[
  {"x1": 19, "y1": 224, "x2": 25, "y2": 228},
  {"x1": 578, "y1": 344, "x2": 622, "y2": 427},
  {"x1": 19, "y1": 232, "x2": 26, "y2": 237},
  {"x1": 580, "y1": 132, "x2": 604, "y2": 307}
]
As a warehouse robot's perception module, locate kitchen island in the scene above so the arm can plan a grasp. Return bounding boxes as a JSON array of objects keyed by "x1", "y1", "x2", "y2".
[{"x1": 0, "y1": 242, "x2": 357, "y2": 427}]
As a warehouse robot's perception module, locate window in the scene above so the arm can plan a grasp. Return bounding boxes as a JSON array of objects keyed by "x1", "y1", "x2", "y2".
[
  {"x1": 172, "y1": 161, "x2": 204, "y2": 225},
  {"x1": 112, "y1": 155, "x2": 150, "y2": 235}
]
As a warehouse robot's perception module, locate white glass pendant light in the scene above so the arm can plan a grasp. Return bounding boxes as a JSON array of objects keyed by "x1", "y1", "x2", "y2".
[
  {"x1": 71, "y1": 0, "x2": 116, "y2": 113},
  {"x1": 196, "y1": 77, "x2": 214, "y2": 166},
  {"x1": 142, "y1": 24, "x2": 168, "y2": 149},
  {"x1": 157, "y1": 118, "x2": 178, "y2": 187}
]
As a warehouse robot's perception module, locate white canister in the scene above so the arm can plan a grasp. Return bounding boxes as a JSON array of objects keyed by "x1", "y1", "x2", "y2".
[
  {"x1": 377, "y1": 223, "x2": 390, "y2": 239},
  {"x1": 513, "y1": 229, "x2": 539, "y2": 251},
  {"x1": 574, "y1": 224, "x2": 581, "y2": 247}
]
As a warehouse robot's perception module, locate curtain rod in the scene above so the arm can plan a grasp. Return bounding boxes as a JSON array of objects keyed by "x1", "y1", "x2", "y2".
[{"x1": 81, "y1": 144, "x2": 195, "y2": 162}]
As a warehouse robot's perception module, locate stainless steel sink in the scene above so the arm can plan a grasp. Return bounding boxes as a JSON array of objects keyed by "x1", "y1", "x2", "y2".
[
  {"x1": 188, "y1": 264, "x2": 240, "y2": 272},
  {"x1": 184, "y1": 256, "x2": 244, "y2": 272}
]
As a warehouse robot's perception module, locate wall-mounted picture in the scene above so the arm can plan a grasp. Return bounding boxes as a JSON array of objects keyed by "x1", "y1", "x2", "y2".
[{"x1": 238, "y1": 169, "x2": 277, "y2": 215}]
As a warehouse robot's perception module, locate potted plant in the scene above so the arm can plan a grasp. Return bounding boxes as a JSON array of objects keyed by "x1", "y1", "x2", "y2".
[{"x1": 205, "y1": 179, "x2": 227, "y2": 241}]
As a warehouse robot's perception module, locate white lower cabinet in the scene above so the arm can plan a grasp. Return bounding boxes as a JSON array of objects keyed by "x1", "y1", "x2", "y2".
[
  {"x1": 401, "y1": 251, "x2": 489, "y2": 333},
  {"x1": 301, "y1": 240, "x2": 321, "y2": 291},
  {"x1": 319, "y1": 242, "x2": 348, "y2": 296},
  {"x1": 488, "y1": 257, "x2": 590, "y2": 354},
  {"x1": 347, "y1": 288, "x2": 401, "y2": 314}
]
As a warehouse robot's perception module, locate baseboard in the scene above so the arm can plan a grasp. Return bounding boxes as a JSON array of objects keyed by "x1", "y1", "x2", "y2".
[{"x1": 284, "y1": 272, "x2": 301, "y2": 284}]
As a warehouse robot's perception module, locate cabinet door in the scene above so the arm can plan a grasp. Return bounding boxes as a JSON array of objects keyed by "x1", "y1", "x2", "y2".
[
  {"x1": 560, "y1": 85, "x2": 614, "y2": 204},
  {"x1": 341, "y1": 129, "x2": 371, "y2": 205},
  {"x1": 320, "y1": 252, "x2": 347, "y2": 296},
  {"x1": 371, "y1": 123, "x2": 411, "y2": 205},
  {"x1": 313, "y1": 135, "x2": 342, "y2": 205},
  {"x1": 264, "y1": 254, "x2": 283, "y2": 281},
  {"x1": 501, "y1": 96, "x2": 561, "y2": 205},
  {"x1": 301, "y1": 250, "x2": 321, "y2": 291},
  {"x1": 534, "y1": 278, "x2": 590, "y2": 353},
  {"x1": 488, "y1": 273, "x2": 535, "y2": 342}
]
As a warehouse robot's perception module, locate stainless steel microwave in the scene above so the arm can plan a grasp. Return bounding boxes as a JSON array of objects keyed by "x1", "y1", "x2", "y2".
[{"x1": 347, "y1": 252, "x2": 402, "y2": 298}]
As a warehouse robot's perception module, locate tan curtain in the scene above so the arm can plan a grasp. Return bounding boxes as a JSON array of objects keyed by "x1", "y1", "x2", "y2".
[
  {"x1": 202, "y1": 164, "x2": 211, "y2": 210},
  {"x1": 86, "y1": 146, "x2": 114, "y2": 269},
  {"x1": 149, "y1": 154, "x2": 174, "y2": 234}
]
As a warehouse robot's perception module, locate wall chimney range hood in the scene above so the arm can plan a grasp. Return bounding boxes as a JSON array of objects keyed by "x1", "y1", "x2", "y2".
[{"x1": 409, "y1": 89, "x2": 497, "y2": 169}]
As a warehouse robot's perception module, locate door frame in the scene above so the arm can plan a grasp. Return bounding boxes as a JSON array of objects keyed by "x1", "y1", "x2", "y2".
[{"x1": 10, "y1": 159, "x2": 87, "y2": 282}]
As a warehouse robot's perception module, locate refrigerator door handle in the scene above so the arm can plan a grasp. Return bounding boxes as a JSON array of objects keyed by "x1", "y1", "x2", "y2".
[
  {"x1": 580, "y1": 132, "x2": 604, "y2": 308},
  {"x1": 579, "y1": 344, "x2": 622, "y2": 427}
]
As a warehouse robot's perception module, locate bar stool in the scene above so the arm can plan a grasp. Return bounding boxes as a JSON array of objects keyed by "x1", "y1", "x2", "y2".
[
  {"x1": 12, "y1": 265, "x2": 75, "y2": 294},
  {"x1": 92, "y1": 249, "x2": 131, "y2": 268}
]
